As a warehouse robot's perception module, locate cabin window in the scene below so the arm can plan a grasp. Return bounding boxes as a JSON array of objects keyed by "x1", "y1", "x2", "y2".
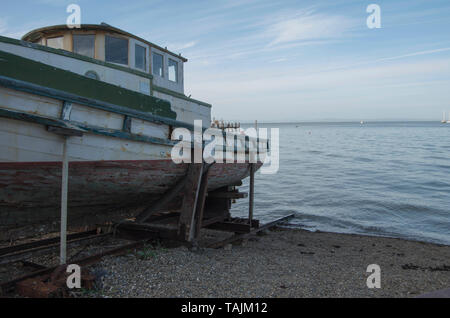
[
  {"x1": 73, "y1": 35, "x2": 95, "y2": 58},
  {"x1": 135, "y1": 44, "x2": 146, "y2": 71},
  {"x1": 152, "y1": 53, "x2": 164, "y2": 77},
  {"x1": 47, "y1": 37, "x2": 64, "y2": 50},
  {"x1": 168, "y1": 58, "x2": 178, "y2": 82},
  {"x1": 105, "y1": 35, "x2": 129, "y2": 65}
]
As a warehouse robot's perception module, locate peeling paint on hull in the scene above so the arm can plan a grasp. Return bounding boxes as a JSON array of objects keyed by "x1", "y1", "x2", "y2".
[{"x1": 0, "y1": 160, "x2": 259, "y2": 228}]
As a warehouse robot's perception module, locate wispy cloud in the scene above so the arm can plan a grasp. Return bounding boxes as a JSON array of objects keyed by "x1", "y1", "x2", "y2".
[
  {"x1": 265, "y1": 10, "x2": 356, "y2": 46},
  {"x1": 375, "y1": 48, "x2": 450, "y2": 62},
  {"x1": 168, "y1": 41, "x2": 198, "y2": 52}
]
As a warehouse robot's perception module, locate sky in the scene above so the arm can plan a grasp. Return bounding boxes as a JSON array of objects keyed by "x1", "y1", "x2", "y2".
[{"x1": 1, "y1": 0, "x2": 450, "y2": 122}]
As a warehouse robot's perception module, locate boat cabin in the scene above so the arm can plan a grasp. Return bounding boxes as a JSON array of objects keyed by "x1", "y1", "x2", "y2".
[
  {"x1": 22, "y1": 23, "x2": 186, "y2": 94},
  {"x1": 19, "y1": 24, "x2": 211, "y2": 125}
]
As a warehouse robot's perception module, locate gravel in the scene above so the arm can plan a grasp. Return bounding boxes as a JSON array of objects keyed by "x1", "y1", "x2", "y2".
[{"x1": 88, "y1": 228, "x2": 450, "y2": 298}]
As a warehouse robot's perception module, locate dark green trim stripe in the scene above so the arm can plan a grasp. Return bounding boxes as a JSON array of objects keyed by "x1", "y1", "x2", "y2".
[{"x1": 0, "y1": 50, "x2": 177, "y2": 119}]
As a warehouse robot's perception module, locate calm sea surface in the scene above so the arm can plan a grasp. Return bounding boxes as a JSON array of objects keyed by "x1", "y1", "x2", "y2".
[{"x1": 232, "y1": 122, "x2": 450, "y2": 245}]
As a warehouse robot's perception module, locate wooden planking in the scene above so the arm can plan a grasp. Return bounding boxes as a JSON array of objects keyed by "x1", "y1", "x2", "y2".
[
  {"x1": 0, "y1": 86, "x2": 172, "y2": 150},
  {"x1": 0, "y1": 79, "x2": 266, "y2": 151},
  {"x1": 0, "y1": 116, "x2": 171, "y2": 162},
  {"x1": 0, "y1": 122, "x2": 65, "y2": 160},
  {"x1": 130, "y1": 117, "x2": 169, "y2": 140},
  {"x1": 0, "y1": 86, "x2": 61, "y2": 118},
  {"x1": 70, "y1": 103, "x2": 125, "y2": 130},
  {"x1": 153, "y1": 90, "x2": 211, "y2": 126}
]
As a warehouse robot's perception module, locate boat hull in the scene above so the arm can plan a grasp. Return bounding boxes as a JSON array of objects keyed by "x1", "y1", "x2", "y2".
[
  {"x1": 0, "y1": 47, "x2": 267, "y2": 240},
  {"x1": 0, "y1": 160, "x2": 256, "y2": 228}
]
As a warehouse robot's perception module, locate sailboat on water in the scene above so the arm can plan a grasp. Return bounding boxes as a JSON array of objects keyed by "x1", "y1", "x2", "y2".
[{"x1": 442, "y1": 111, "x2": 450, "y2": 123}]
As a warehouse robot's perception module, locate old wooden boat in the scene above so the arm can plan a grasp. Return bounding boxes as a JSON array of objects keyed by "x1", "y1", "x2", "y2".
[{"x1": 0, "y1": 24, "x2": 265, "y2": 240}]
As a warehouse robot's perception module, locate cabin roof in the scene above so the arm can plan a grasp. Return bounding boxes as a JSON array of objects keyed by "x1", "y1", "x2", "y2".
[{"x1": 21, "y1": 23, "x2": 188, "y2": 62}]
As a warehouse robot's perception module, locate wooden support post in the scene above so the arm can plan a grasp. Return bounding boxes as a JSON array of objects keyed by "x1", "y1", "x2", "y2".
[
  {"x1": 194, "y1": 164, "x2": 212, "y2": 240},
  {"x1": 178, "y1": 163, "x2": 204, "y2": 242},
  {"x1": 249, "y1": 163, "x2": 255, "y2": 227},
  {"x1": 60, "y1": 137, "x2": 69, "y2": 265}
]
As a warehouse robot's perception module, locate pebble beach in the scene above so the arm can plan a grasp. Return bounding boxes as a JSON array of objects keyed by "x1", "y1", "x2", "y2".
[{"x1": 88, "y1": 228, "x2": 450, "y2": 298}]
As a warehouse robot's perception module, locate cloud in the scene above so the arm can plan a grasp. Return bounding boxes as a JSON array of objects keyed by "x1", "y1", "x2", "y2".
[
  {"x1": 168, "y1": 41, "x2": 198, "y2": 52},
  {"x1": 265, "y1": 10, "x2": 355, "y2": 46},
  {"x1": 186, "y1": 57, "x2": 450, "y2": 113},
  {"x1": 270, "y1": 58, "x2": 287, "y2": 63},
  {"x1": 375, "y1": 48, "x2": 450, "y2": 62}
]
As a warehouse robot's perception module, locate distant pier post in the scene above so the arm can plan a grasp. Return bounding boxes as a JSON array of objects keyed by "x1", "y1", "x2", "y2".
[{"x1": 249, "y1": 163, "x2": 255, "y2": 226}]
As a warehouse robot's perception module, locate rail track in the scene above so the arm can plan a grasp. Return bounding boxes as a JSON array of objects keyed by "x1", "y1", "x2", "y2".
[{"x1": 0, "y1": 214, "x2": 294, "y2": 297}]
